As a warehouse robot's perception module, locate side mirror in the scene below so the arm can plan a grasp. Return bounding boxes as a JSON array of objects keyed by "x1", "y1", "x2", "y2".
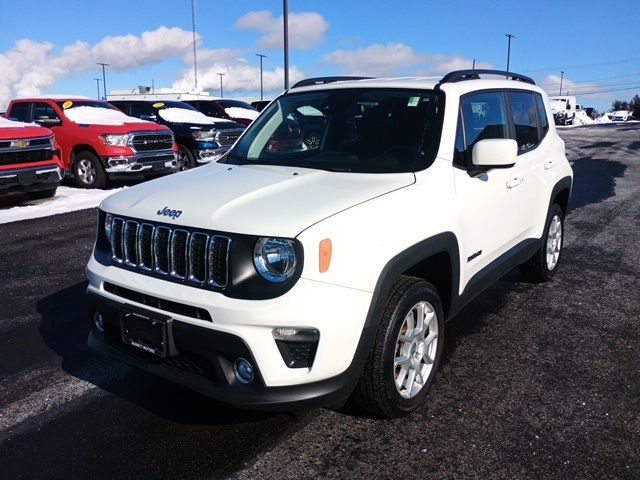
[
  {"x1": 140, "y1": 114, "x2": 157, "y2": 122},
  {"x1": 34, "y1": 117, "x2": 62, "y2": 127},
  {"x1": 472, "y1": 138, "x2": 517, "y2": 169}
]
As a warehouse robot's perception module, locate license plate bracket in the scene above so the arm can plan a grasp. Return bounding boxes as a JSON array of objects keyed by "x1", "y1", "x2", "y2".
[{"x1": 120, "y1": 309, "x2": 177, "y2": 358}]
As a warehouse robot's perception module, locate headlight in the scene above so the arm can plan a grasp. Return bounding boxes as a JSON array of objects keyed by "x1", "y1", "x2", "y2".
[
  {"x1": 192, "y1": 130, "x2": 216, "y2": 141},
  {"x1": 100, "y1": 134, "x2": 130, "y2": 146},
  {"x1": 104, "y1": 212, "x2": 113, "y2": 243},
  {"x1": 253, "y1": 237, "x2": 297, "y2": 283},
  {"x1": 48, "y1": 136, "x2": 55, "y2": 149}
]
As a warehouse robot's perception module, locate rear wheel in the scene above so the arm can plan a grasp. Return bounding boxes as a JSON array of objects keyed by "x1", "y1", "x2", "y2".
[
  {"x1": 353, "y1": 276, "x2": 444, "y2": 418},
  {"x1": 521, "y1": 204, "x2": 564, "y2": 282},
  {"x1": 73, "y1": 151, "x2": 107, "y2": 189}
]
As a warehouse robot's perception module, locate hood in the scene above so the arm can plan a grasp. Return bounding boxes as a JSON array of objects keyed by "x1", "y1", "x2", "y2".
[
  {"x1": 549, "y1": 100, "x2": 567, "y2": 114},
  {"x1": 0, "y1": 120, "x2": 51, "y2": 139},
  {"x1": 101, "y1": 162, "x2": 415, "y2": 237}
]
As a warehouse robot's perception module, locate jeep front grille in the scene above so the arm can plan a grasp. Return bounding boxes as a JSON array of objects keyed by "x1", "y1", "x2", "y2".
[{"x1": 109, "y1": 217, "x2": 230, "y2": 288}]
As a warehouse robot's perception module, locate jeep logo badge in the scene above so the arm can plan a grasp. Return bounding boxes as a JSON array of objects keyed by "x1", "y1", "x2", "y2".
[{"x1": 157, "y1": 206, "x2": 182, "y2": 220}]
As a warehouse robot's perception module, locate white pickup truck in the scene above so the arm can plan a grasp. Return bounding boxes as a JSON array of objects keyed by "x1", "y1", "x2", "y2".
[{"x1": 549, "y1": 96, "x2": 578, "y2": 126}]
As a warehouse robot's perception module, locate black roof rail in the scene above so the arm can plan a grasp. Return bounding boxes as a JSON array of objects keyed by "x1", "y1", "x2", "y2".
[
  {"x1": 291, "y1": 76, "x2": 374, "y2": 89},
  {"x1": 439, "y1": 69, "x2": 535, "y2": 85}
]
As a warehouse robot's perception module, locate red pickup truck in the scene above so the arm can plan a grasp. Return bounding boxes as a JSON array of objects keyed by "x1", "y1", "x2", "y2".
[
  {"x1": 5, "y1": 98, "x2": 178, "y2": 188},
  {"x1": 0, "y1": 117, "x2": 63, "y2": 199}
]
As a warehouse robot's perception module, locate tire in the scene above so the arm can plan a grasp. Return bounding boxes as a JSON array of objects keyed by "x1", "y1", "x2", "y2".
[
  {"x1": 73, "y1": 151, "x2": 107, "y2": 189},
  {"x1": 353, "y1": 276, "x2": 445, "y2": 418},
  {"x1": 29, "y1": 187, "x2": 57, "y2": 199},
  {"x1": 520, "y1": 204, "x2": 565, "y2": 282},
  {"x1": 177, "y1": 145, "x2": 195, "y2": 171}
]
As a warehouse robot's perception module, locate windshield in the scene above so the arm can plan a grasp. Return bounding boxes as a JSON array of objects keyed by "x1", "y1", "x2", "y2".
[
  {"x1": 56, "y1": 100, "x2": 117, "y2": 109},
  {"x1": 217, "y1": 99, "x2": 257, "y2": 111},
  {"x1": 226, "y1": 88, "x2": 444, "y2": 173},
  {"x1": 150, "y1": 101, "x2": 198, "y2": 111}
]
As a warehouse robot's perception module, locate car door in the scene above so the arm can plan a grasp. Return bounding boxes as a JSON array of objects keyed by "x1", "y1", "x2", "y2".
[
  {"x1": 452, "y1": 90, "x2": 524, "y2": 288},
  {"x1": 32, "y1": 101, "x2": 71, "y2": 170}
]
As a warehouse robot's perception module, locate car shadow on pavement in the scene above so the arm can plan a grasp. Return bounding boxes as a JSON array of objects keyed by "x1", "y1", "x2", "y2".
[
  {"x1": 566, "y1": 157, "x2": 625, "y2": 212},
  {"x1": 36, "y1": 281, "x2": 288, "y2": 427}
]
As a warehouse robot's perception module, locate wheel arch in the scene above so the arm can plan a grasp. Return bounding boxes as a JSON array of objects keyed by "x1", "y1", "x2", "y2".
[
  {"x1": 549, "y1": 175, "x2": 573, "y2": 216},
  {"x1": 71, "y1": 144, "x2": 101, "y2": 167}
]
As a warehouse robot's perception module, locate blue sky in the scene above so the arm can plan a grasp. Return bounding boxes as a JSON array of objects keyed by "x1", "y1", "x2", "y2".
[{"x1": 1, "y1": 0, "x2": 639, "y2": 111}]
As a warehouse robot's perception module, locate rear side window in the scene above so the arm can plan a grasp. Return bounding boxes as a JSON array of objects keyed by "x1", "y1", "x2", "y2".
[
  {"x1": 506, "y1": 91, "x2": 540, "y2": 151},
  {"x1": 10, "y1": 103, "x2": 30, "y2": 122},
  {"x1": 534, "y1": 94, "x2": 549, "y2": 136}
]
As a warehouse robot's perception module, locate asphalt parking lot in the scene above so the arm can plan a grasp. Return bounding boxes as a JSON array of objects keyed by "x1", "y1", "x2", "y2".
[{"x1": 0, "y1": 124, "x2": 638, "y2": 479}]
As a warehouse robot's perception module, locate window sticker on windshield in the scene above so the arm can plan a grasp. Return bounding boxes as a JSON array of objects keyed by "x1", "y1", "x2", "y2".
[
  {"x1": 407, "y1": 97, "x2": 420, "y2": 107},
  {"x1": 62, "y1": 101, "x2": 73, "y2": 109},
  {"x1": 152, "y1": 102, "x2": 165, "y2": 108}
]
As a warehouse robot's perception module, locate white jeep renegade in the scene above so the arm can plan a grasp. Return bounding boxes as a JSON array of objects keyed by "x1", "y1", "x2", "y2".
[{"x1": 86, "y1": 70, "x2": 573, "y2": 417}]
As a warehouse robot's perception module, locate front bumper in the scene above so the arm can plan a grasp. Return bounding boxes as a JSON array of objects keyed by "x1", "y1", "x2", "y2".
[
  {"x1": 85, "y1": 255, "x2": 374, "y2": 408},
  {"x1": 0, "y1": 165, "x2": 62, "y2": 193},
  {"x1": 194, "y1": 147, "x2": 229, "y2": 164},
  {"x1": 102, "y1": 151, "x2": 178, "y2": 178}
]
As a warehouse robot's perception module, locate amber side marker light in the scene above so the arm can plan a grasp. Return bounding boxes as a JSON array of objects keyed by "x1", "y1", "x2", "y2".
[{"x1": 319, "y1": 238, "x2": 332, "y2": 273}]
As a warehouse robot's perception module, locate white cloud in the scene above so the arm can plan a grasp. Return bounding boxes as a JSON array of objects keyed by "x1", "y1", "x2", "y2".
[
  {"x1": 173, "y1": 54, "x2": 304, "y2": 96},
  {"x1": 235, "y1": 10, "x2": 329, "y2": 50},
  {"x1": 0, "y1": 27, "x2": 196, "y2": 107},
  {"x1": 323, "y1": 43, "x2": 493, "y2": 77}
]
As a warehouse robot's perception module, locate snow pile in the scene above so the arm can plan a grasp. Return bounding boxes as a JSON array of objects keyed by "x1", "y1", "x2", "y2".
[
  {"x1": 64, "y1": 106, "x2": 149, "y2": 126},
  {"x1": 572, "y1": 111, "x2": 596, "y2": 126},
  {"x1": 597, "y1": 113, "x2": 612, "y2": 124},
  {"x1": 0, "y1": 186, "x2": 123, "y2": 224},
  {"x1": 0, "y1": 117, "x2": 39, "y2": 128},
  {"x1": 158, "y1": 108, "x2": 220, "y2": 125},
  {"x1": 224, "y1": 107, "x2": 259, "y2": 121}
]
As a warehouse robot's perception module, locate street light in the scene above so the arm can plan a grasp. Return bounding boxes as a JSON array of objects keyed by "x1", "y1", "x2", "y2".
[
  {"x1": 97, "y1": 63, "x2": 109, "y2": 99},
  {"x1": 191, "y1": 0, "x2": 198, "y2": 90},
  {"x1": 217, "y1": 72, "x2": 225, "y2": 98},
  {"x1": 283, "y1": 0, "x2": 289, "y2": 89},
  {"x1": 559, "y1": 71, "x2": 564, "y2": 95},
  {"x1": 93, "y1": 78, "x2": 102, "y2": 99},
  {"x1": 505, "y1": 33, "x2": 514, "y2": 73},
  {"x1": 256, "y1": 53, "x2": 267, "y2": 100}
]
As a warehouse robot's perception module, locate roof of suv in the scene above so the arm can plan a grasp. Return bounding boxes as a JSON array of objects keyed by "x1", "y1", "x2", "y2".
[{"x1": 287, "y1": 70, "x2": 542, "y2": 95}]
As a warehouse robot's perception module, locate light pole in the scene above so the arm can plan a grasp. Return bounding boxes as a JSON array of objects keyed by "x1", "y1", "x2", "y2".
[
  {"x1": 559, "y1": 71, "x2": 564, "y2": 95},
  {"x1": 283, "y1": 0, "x2": 289, "y2": 89},
  {"x1": 217, "y1": 73, "x2": 225, "y2": 98},
  {"x1": 256, "y1": 53, "x2": 267, "y2": 100},
  {"x1": 97, "y1": 63, "x2": 109, "y2": 99},
  {"x1": 93, "y1": 78, "x2": 101, "y2": 99},
  {"x1": 191, "y1": 0, "x2": 198, "y2": 90},
  {"x1": 505, "y1": 33, "x2": 514, "y2": 73}
]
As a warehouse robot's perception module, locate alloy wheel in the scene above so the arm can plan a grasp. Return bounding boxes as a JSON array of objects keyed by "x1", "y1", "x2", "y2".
[{"x1": 546, "y1": 214, "x2": 562, "y2": 270}]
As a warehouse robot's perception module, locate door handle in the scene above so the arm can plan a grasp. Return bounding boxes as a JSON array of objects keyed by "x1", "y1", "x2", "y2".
[
  {"x1": 544, "y1": 160, "x2": 555, "y2": 170},
  {"x1": 506, "y1": 177, "x2": 523, "y2": 189}
]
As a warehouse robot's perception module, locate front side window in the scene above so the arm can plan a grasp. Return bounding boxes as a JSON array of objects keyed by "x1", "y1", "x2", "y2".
[
  {"x1": 460, "y1": 91, "x2": 509, "y2": 148},
  {"x1": 33, "y1": 102, "x2": 60, "y2": 121},
  {"x1": 226, "y1": 88, "x2": 444, "y2": 173},
  {"x1": 506, "y1": 91, "x2": 540, "y2": 151}
]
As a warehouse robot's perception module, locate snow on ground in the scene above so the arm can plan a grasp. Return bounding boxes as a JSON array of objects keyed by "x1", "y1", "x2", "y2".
[
  {"x1": 224, "y1": 107, "x2": 259, "y2": 121},
  {"x1": 0, "y1": 186, "x2": 123, "y2": 225}
]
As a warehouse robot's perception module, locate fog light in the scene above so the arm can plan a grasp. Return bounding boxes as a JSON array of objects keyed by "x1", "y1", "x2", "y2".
[
  {"x1": 233, "y1": 357, "x2": 254, "y2": 384},
  {"x1": 273, "y1": 328, "x2": 320, "y2": 369},
  {"x1": 94, "y1": 312, "x2": 104, "y2": 333}
]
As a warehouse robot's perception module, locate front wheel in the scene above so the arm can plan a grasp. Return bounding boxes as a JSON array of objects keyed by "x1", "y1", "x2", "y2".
[
  {"x1": 177, "y1": 146, "x2": 195, "y2": 171},
  {"x1": 353, "y1": 276, "x2": 444, "y2": 418},
  {"x1": 73, "y1": 151, "x2": 107, "y2": 189},
  {"x1": 520, "y1": 204, "x2": 565, "y2": 282}
]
